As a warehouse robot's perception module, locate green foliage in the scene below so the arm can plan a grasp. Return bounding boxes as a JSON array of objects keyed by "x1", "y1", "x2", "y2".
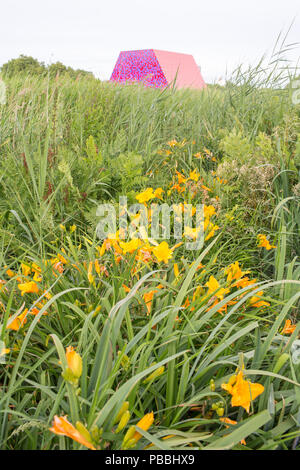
[
  {"x1": 85, "y1": 135, "x2": 102, "y2": 165},
  {"x1": 219, "y1": 128, "x2": 252, "y2": 162},
  {"x1": 1, "y1": 55, "x2": 45, "y2": 78},
  {"x1": 1, "y1": 55, "x2": 93, "y2": 80},
  {"x1": 255, "y1": 132, "x2": 274, "y2": 161},
  {"x1": 111, "y1": 151, "x2": 147, "y2": 194}
]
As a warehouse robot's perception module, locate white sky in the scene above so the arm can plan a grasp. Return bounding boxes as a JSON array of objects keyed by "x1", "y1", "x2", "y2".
[{"x1": 0, "y1": 0, "x2": 299, "y2": 83}]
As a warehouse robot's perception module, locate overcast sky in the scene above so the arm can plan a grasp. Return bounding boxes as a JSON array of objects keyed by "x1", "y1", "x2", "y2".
[{"x1": 0, "y1": 0, "x2": 299, "y2": 82}]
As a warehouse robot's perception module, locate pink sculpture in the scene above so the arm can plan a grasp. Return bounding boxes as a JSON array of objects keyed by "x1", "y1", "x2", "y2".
[{"x1": 110, "y1": 49, "x2": 206, "y2": 90}]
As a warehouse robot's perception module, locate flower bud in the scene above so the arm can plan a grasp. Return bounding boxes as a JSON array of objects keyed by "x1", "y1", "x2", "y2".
[
  {"x1": 123, "y1": 437, "x2": 137, "y2": 449},
  {"x1": 118, "y1": 351, "x2": 130, "y2": 371},
  {"x1": 65, "y1": 346, "x2": 82, "y2": 379},
  {"x1": 209, "y1": 379, "x2": 215, "y2": 392},
  {"x1": 143, "y1": 366, "x2": 165, "y2": 384},
  {"x1": 122, "y1": 425, "x2": 136, "y2": 449},
  {"x1": 90, "y1": 425, "x2": 102, "y2": 441},
  {"x1": 116, "y1": 410, "x2": 130, "y2": 433},
  {"x1": 114, "y1": 401, "x2": 129, "y2": 424}
]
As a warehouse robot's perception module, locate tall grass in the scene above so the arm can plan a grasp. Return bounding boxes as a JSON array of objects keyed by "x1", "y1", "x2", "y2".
[{"x1": 0, "y1": 45, "x2": 299, "y2": 450}]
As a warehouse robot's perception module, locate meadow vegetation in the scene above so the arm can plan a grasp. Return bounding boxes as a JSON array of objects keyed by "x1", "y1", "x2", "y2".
[{"x1": 0, "y1": 50, "x2": 299, "y2": 450}]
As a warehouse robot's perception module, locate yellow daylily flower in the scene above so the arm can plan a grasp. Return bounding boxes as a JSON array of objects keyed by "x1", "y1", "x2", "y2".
[
  {"x1": 184, "y1": 225, "x2": 202, "y2": 240},
  {"x1": 174, "y1": 263, "x2": 179, "y2": 278},
  {"x1": 205, "y1": 276, "x2": 230, "y2": 300},
  {"x1": 222, "y1": 370, "x2": 264, "y2": 413},
  {"x1": 133, "y1": 412, "x2": 154, "y2": 442},
  {"x1": 152, "y1": 242, "x2": 173, "y2": 264},
  {"x1": 167, "y1": 139, "x2": 178, "y2": 147},
  {"x1": 120, "y1": 238, "x2": 143, "y2": 254},
  {"x1": 0, "y1": 347, "x2": 10, "y2": 356},
  {"x1": 18, "y1": 281, "x2": 39, "y2": 296},
  {"x1": 136, "y1": 188, "x2": 155, "y2": 204},
  {"x1": 224, "y1": 261, "x2": 250, "y2": 283},
  {"x1": 189, "y1": 169, "x2": 200, "y2": 182},
  {"x1": 7, "y1": 309, "x2": 28, "y2": 331},
  {"x1": 21, "y1": 263, "x2": 31, "y2": 277},
  {"x1": 87, "y1": 261, "x2": 95, "y2": 285},
  {"x1": 153, "y1": 188, "x2": 164, "y2": 200}
]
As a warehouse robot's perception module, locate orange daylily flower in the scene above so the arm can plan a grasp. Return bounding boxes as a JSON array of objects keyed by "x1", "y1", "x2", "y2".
[
  {"x1": 206, "y1": 298, "x2": 237, "y2": 315},
  {"x1": 175, "y1": 171, "x2": 187, "y2": 184},
  {"x1": 52, "y1": 260, "x2": 64, "y2": 274},
  {"x1": 136, "y1": 246, "x2": 152, "y2": 263},
  {"x1": 219, "y1": 417, "x2": 246, "y2": 445},
  {"x1": 143, "y1": 290, "x2": 156, "y2": 315},
  {"x1": 257, "y1": 234, "x2": 276, "y2": 250},
  {"x1": 30, "y1": 300, "x2": 48, "y2": 316},
  {"x1": 5, "y1": 266, "x2": 16, "y2": 278},
  {"x1": 143, "y1": 285, "x2": 163, "y2": 315},
  {"x1": 98, "y1": 234, "x2": 122, "y2": 256},
  {"x1": 233, "y1": 277, "x2": 257, "y2": 289},
  {"x1": 21, "y1": 263, "x2": 31, "y2": 277},
  {"x1": 281, "y1": 319, "x2": 297, "y2": 335},
  {"x1": 49, "y1": 415, "x2": 95, "y2": 450},
  {"x1": 184, "y1": 225, "x2": 202, "y2": 240},
  {"x1": 249, "y1": 291, "x2": 270, "y2": 308},
  {"x1": 171, "y1": 183, "x2": 185, "y2": 193}
]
